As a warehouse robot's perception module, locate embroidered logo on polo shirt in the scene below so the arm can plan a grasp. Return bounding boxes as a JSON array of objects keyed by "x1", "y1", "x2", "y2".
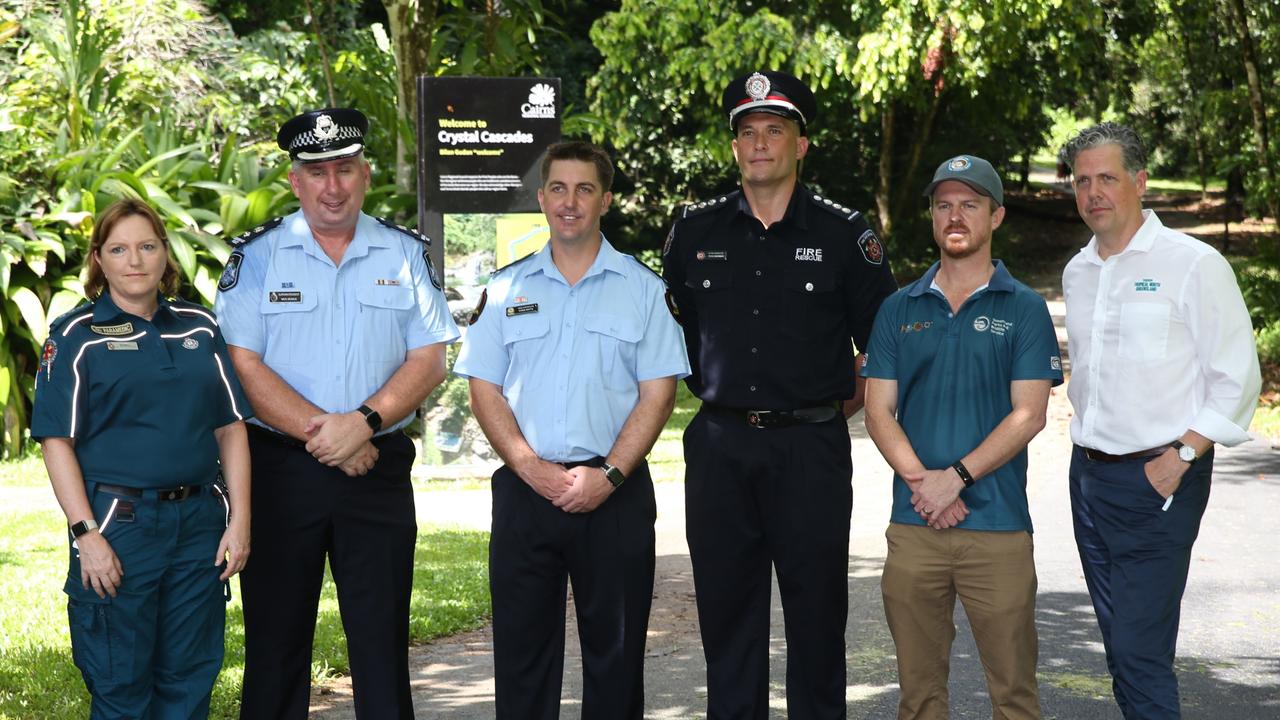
[
  {"x1": 107, "y1": 341, "x2": 139, "y2": 351},
  {"x1": 182, "y1": 337, "x2": 199, "y2": 350},
  {"x1": 1051, "y1": 356, "x2": 1062, "y2": 370},
  {"x1": 269, "y1": 291, "x2": 302, "y2": 303},
  {"x1": 974, "y1": 316, "x2": 1014, "y2": 336},
  {"x1": 90, "y1": 322, "x2": 134, "y2": 336},
  {"x1": 41, "y1": 339, "x2": 57, "y2": 381},
  {"x1": 1134, "y1": 278, "x2": 1161, "y2": 292},
  {"x1": 795, "y1": 248, "x2": 823, "y2": 262},
  {"x1": 900, "y1": 321, "x2": 933, "y2": 333},
  {"x1": 506, "y1": 303, "x2": 539, "y2": 317}
]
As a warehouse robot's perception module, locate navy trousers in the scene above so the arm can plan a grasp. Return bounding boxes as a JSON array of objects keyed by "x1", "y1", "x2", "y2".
[
  {"x1": 1069, "y1": 445, "x2": 1214, "y2": 720},
  {"x1": 66, "y1": 481, "x2": 227, "y2": 720},
  {"x1": 239, "y1": 430, "x2": 417, "y2": 720},
  {"x1": 684, "y1": 408, "x2": 853, "y2": 720}
]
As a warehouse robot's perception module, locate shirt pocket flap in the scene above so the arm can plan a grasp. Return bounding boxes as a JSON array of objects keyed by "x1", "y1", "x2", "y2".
[
  {"x1": 356, "y1": 284, "x2": 414, "y2": 310},
  {"x1": 783, "y1": 267, "x2": 836, "y2": 293},
  {"x1": 584, "y1": 313, "x2": 644, "y2": 343},
  {"x1": 686, "y1": 266, "x2": 733, "y2": 292},
  {"x1": 259, "y1": 288, "x2": 318, "y2": 314},
  {"x1": 501, "y1": 314, "x2": 551, "y2": 344}
]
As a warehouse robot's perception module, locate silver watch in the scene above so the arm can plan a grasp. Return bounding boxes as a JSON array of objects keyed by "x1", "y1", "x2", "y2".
[{"x1": 1171, "y1": 440, "x2": 1197, "y2": 463}]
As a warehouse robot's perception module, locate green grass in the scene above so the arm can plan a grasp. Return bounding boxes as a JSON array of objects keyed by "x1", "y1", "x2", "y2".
[
  {"x1": 1251, "y1": 403, "x2": 1280, "y2": 445},
  {"x1": 0, "y1": 460, "x2": 490, "y2": 720},
  {"x1": 648, "y1": 382, "x2": 699, "y2": 483}
]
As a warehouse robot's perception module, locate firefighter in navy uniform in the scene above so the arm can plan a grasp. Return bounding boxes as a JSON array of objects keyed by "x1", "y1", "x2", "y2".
[{"x1": 663, "y1": 70, "x2": 898, "y2": 719}]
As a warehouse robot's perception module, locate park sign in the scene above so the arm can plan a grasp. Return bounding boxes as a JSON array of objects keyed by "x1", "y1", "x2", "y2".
[{"x1": 417, "y1": 76, "x2": 562, "y2": 275}]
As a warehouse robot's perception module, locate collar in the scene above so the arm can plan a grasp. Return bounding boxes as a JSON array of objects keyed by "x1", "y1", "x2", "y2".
[
  {"x1": 527, "y1": 233, "x2": 630, "y2": 284},
  {"x1": 278, "y1": 210, "x2": 388, "y2": 263},
  {"x1": 734, "y1": 182, "x2": 809, "y2": 230},
  {"x1": 908, "y1": 259, "x2": 1016, "y2": 298},
  {"x1": 1079, "y1": 209, "x2": 1161, "y2": 265},
  {"x1": 91, "y1": 292, "x2": 172, "y2": 322}
]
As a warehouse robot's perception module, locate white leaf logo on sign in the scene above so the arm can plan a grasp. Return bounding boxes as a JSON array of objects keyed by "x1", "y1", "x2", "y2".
[
  {"x1": 528, "y1": 83, "x2": 556, "y2": 106},
  {"x1": 522, "y1": 83, "x2": 557, "y2": 118}
]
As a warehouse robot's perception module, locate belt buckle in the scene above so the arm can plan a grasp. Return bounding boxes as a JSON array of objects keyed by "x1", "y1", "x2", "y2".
[{"x1": 747, "y1": 411, "x2": 761, "y2": 427}]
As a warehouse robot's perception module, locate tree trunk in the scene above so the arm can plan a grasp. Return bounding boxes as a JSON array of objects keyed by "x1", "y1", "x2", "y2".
[
  {"x1": 875, "y1": 104, "x2": 895, "y2": 238},
  {"x1": 382, "y1": 0, "x2": 439, "y2": 192},
  {"x1": 1225, "y1": 0, "x2": 1279, "y2": 222},
  {"x1": 890, "y1": 90, "x2": 944, "y2": 223},
  {"x1": 303, "y1": 0, "x2": 336, "y2": 106}
]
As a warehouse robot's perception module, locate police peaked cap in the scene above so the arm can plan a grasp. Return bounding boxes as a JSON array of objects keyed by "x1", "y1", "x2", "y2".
[
  {"x1": 723, "y1": 70, "x2": 817, "y2": 135},
  {"x1": 277, "y1": 107, "x2": 368, "y2": 163}
]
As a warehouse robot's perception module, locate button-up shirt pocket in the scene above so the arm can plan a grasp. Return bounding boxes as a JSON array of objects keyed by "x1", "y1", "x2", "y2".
[
  {"x1": 584, "y1": 313, "x2": 644, "y2": 391},
  {"x1": 1118, "y1": 301, "x2": 1171, "y2": 361},
  {"x1": 500, "y1": 313, "x2": 551, "y2": 399},
  {"x1": 259, "y1": 289, "x2": 318, "y2": 365},
  {"x1": 356, "y1": 283, "x2": 414, "y2": 355}
]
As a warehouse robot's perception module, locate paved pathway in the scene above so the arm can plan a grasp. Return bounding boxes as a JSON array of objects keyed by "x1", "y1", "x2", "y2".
[{"x1": 311, "y1": 299, "x2": 1280, "y2": 718}]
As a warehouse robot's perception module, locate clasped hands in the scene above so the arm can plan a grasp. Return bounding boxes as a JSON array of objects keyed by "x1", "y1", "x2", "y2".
[
  {"x1": 303, "y1": 411, "x2": 379, "y2": 476},
  {"x1": 904, "y1": 466, "x2": 970, "y2": 530},
  {"x1": 520, "y1": 459, "x2": 615, "y2": 514}
]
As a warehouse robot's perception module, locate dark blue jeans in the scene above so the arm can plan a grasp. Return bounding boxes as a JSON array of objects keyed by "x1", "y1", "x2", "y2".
[{"x1": 1069, "y1": 445, "x2": 1214, "y2": 720}]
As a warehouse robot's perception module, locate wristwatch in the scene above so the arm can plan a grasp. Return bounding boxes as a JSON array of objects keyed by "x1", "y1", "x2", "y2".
[
  {"x1": 1170, "y1": 440, "x2": 1197, "y2": 463},
  {"x1": 357, "y1": 404, "x2": 383, "y2": 433},
  {"x1": 70, "y1": 518, "x2": 99, "y2": 538},
  {"x1": 601, "y1": 463, "x2": 626, "y2": 489}
]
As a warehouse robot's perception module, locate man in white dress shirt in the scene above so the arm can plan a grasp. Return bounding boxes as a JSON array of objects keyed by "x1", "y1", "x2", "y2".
[{"x1": 1059, "y1": 122, "x2": 1261, "y2": 720}]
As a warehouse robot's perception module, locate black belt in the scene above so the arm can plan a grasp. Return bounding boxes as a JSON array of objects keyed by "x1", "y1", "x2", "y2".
[
  {"x1": 702, "y1": 401, "x2": 842, "y2": 429},
  {"x1": 1077, "y1": 444, "x2": 1170, "y2": 463},
  {"x1": 561, "y1": 456, "x2": 605, "y2": 469},
  {"x1": 96, "y1": 483, "x2": 205, "y2": 501}
]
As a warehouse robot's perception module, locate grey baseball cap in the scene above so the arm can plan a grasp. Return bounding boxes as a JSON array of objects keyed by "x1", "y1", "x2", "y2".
[{"x1": 922, "y1": 154, "x2": 1003, "y2": 207}]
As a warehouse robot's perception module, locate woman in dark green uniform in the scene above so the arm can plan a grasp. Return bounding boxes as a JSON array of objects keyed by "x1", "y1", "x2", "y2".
[{"x1": 32, "y1": 198, "x2": 252, "y2": 720}]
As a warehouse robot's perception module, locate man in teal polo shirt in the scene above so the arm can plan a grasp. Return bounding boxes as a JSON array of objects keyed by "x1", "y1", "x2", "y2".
[{"x1": 863, "y1": 155, "x2": 1063, "y2": 719}]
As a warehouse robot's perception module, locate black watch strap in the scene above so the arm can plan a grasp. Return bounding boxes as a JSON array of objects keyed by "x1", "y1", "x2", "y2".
[
  {"x1": 357, "y1": 404, "x2": 383, "y2": 433},
  {"x1": 601, "y1": 463, "x2": 626, "y2": 488},
  {"x1": 952, "y1": 460, "x2": 976, "y2": 487}
]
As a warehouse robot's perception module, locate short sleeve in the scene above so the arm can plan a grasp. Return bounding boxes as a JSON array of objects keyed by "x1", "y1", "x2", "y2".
[
  {"x1": 1010, "y1": 293, "x2": 1065, "y2": 386},
  {"x1": 214, "y1": 248, "x2": 267, "y2": 353},
  {"x1": 405, "y1": 247, "x2": 461, "y2": 349},
  {"x1": 635, "y1": 276, "x2": 691, "y2": 382},
  {"x1": 31, "y1": 332, "x2": 87, "y2": 440},
  {"x1": 210, "y1": 327, "x2": 254, "y2": 426},
  {"x1": 844, "y1": 217, "x2": 898, "y2": 352},
  {"x1": 453, "y1": 284, "x2": 509, "y2": 386},
  {"x1": 860, "y1": 294, "x2": 902, "y2": 380}
]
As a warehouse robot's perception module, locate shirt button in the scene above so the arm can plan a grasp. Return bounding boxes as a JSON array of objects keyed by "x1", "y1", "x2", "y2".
[
  {"x1": 749, "y1": 385, "x2": 757, "y2": 392},
  {"x1": 755, "y1": 270, "x2": 762, "y2": 277},
  {"x1": 805, "y1": 282, "x2": 814, "y2": 291},
  {"x1": 703, "y1": 279, "x2": 711, "y2": 288},
  {"x1": 753, "y1": 309, "x2": 760, "y2": 316},
  {"x1": 751, "y1": 347, "x2": 758, "y2": 353},
  {"x1": 759, "y1": 235, "x2": 766, "y2": 241}
]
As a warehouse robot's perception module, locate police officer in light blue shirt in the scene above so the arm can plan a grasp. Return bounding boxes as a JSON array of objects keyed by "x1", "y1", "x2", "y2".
[
  {"x1": 214, "y1": 107, "x2": 459, "y2": 720},
  {"x1": 455, "y1": 141, "x2": 689, "y2": 720}
]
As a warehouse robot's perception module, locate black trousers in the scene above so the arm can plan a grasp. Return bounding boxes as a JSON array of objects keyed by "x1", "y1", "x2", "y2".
[
  {"x1": 489, "y1": 460, "x2": 657, "y2": 720},
  {"x1": 239, "y1": 430, "x2": 417, "y2": 720},
  {"x1": 685, "y1": 408, "x2": 853, "y2": 720}
]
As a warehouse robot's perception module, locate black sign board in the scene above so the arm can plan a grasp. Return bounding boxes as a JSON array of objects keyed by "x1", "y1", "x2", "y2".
[{"x1": 417, "y1": 76, "x2": 562, "y2": 278}]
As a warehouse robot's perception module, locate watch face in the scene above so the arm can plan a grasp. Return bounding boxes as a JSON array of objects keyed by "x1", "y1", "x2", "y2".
[{"x1": 1179, "y1": 445, "x2": 1196, "y2": 462}]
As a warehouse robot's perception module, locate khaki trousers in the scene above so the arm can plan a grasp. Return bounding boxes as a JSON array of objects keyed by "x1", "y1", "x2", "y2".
[{"x1": 881, "y1": 523, "x2": 1041, "y2": 720}]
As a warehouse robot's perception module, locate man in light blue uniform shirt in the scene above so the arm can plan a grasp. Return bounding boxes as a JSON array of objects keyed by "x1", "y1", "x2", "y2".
[
  {"x1": 214, "y1": 107, "x2": 459, "y2": 720},
  {"x1": 455, "y1": 141, "x2": 689, "y2": 720},
  {"x1": 864, "y1": 156, "x2": 1062, "y2": 719}
]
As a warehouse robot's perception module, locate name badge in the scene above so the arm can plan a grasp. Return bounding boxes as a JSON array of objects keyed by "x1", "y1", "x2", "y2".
[
  {"x1": 506, "y1": 303, "x2": 539, "y2": 317},
  {"x1": 107, "y1": 341, "x2": 139, "y2": 351},
  {"x1": 90, "y1": 322, "x2": 134, "y2": 336},
  {"x1": 269, "y1": 291, "x2": 302, "y2": 303},
  {"x1": 375, "y1": 278, "x2": 401, "y2": 286},
  {"x1": 696, "y1": 250, "x2": 728, "y2": 261}
]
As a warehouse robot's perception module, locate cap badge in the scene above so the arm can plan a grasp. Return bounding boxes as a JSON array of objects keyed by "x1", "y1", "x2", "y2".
[
  {"x1": 745, "y1": 72, "x2": 771, "y2": 101},
  {"x1": 948, "y1": 156, "x2": 972, "y2": 171},
  {"x1": 314, "y1": 113, "x2": 339, "y2": 141}
]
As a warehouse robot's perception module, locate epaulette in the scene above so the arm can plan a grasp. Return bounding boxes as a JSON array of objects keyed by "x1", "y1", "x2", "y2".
[
  {"x1": 376, "y1": 216, "x2": 432, "y2": 246},
  {"x1": 48, "y1": 302, "x2": 94, "y2": 334},
  {"x1": 491, "y1": 251, "x2": 537, "y2": 277},
  {"x1": 679, "y1": 192, "x2": 736, "y2": 220},
  {"x1": 228, "y1": 217, "x2": 283, "y2": 248},
  {"x1": 809, "y1": 193, "x2": 862, "y2": 223}
]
